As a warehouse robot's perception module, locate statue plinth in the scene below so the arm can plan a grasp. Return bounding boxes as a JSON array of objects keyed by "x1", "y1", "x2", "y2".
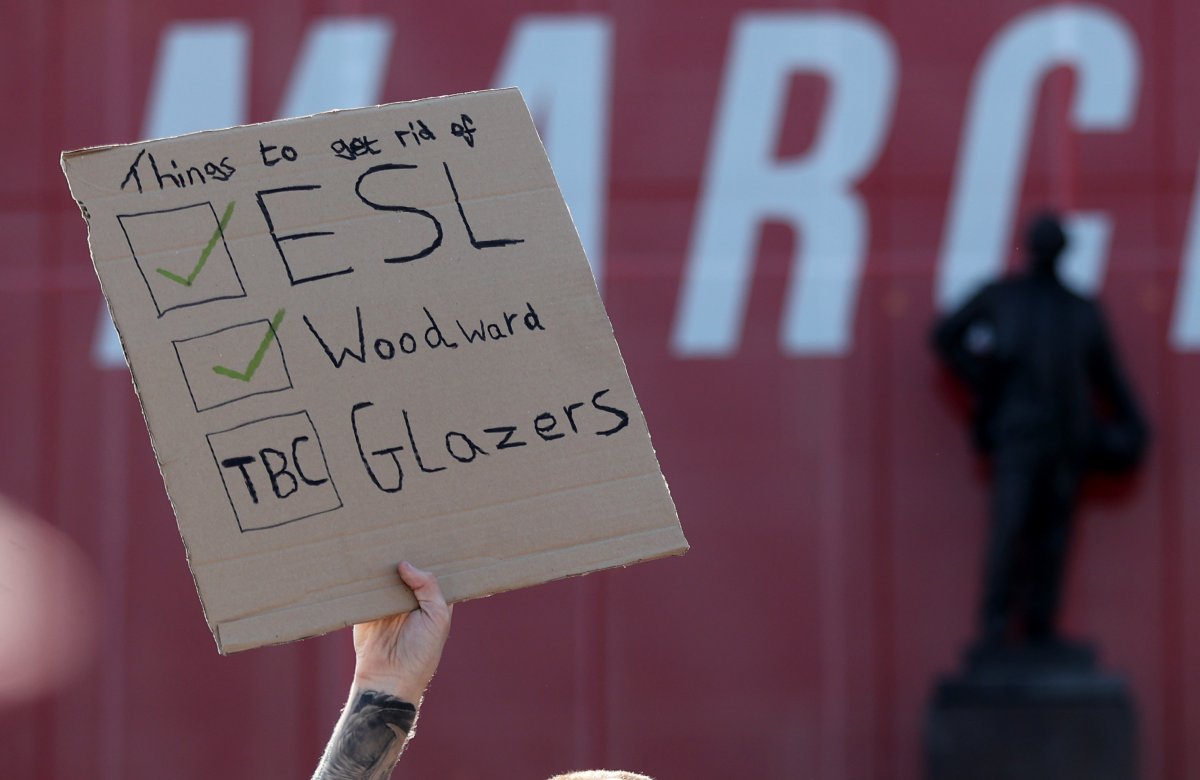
[{"x1": 924, "y1": 641, "x2": 1137, "y2": 780}]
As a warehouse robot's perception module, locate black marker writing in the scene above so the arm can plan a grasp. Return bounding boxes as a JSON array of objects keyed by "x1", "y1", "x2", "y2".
[
  {"x1": 394, "y1": 120, "x2": 436, "y2": 147},
  {"x1": 259, "y1": 139, "x2": 298, "y2": 166},
  {"x1": 352, "y1": 401, "x2": 405, "y2": 494},
  {"x1": 355, "y1": 163, "x2": 444, "y2": 263},
  {"x1": 345, "y1": 388, "x2": 633, "y2": 491},
  {"x1": 257, "y1": 185, "x2": 352, "y2": 285},
  {"x1": 443, "y1": 161, "x2": 523, "y2": 249},
  {"x1": 121, "y1": 148, "x2": 235, "y2": 193},
  {"x1": 592, "y1": 389, "x2": 630, "y2": 436},
  {"x1": 304, "y1": 303, "x2": 537, "y2": 370},
  {"x1": 331, "y1": 135, "x2": 382, "y2": 161},
  {"x1": 450, "y1": 114, "x2": 477, "y2": 148}
]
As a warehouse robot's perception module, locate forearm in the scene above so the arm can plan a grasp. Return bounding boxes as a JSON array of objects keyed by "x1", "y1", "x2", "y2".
[
  {"x1": 312, "y1": 682, "x2": 419, "y2": 780},
  {"x1": 313, "y1": 562, "x2": 451, "y2": 780}
]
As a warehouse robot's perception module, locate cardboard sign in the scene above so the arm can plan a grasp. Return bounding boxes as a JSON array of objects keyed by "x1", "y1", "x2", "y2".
[{"x1": 61, "y1": 88, "x2": 687, "y2": 653}]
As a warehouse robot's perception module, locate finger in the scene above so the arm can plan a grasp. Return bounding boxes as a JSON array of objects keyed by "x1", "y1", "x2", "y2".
[{"x1": 398, "y1": 561, "x2": 449, "y2": 613}]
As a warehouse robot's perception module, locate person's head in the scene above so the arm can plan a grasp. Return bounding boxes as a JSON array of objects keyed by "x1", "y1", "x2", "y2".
[
  {"x1": 1024, "y1": 211, "x2": 1068, "y2": 276},
  {"x1": 547, "y1": 768, "x2": 652, "y2": 772}
]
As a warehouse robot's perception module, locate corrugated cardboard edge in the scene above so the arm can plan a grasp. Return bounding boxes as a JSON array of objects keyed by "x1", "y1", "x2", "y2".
[
  {"x1": 217, "y1": 525, "x2": 688, "y2": 653},
  {"x1": 201, "y1": 467, "x2": 688, "y2": 653}
]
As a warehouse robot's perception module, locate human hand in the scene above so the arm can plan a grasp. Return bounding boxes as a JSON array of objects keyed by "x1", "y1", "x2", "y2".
[{"x1": 352, "y1": 561, "x2": 452, "y2": 705}]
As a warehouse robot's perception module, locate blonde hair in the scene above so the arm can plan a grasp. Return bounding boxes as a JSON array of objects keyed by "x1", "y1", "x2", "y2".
[{"x1": 547, "y1": 773, "x2": 654, "y2": 780}]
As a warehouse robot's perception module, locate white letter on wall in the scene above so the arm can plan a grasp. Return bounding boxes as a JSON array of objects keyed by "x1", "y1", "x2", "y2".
[
  {"x1": 279, "y1": 18, "x2": 392, "y2": 117},
  {"x1": 672, "y1": 12, "x2": 897, "y2": 356},
  {"x1": 1171, "y1": 159, "x2": 1200, "y2": 350},
  {"x1": 94, "y1": 18, "x2": 394, "y2": 368},
  {"x1": 494, "y1": 15, "x2": 612, "y2": 286},
  {"x1": 936, "y1": 6, "x2": 1139, "y2": 309}
]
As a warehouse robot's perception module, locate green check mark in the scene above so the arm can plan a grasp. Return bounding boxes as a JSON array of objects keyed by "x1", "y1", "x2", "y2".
[
  {"x1": 156, "y1": 200, "x2": 236, "y2": 286},
  {"x1": 212, "y1": 309, "x2": 286, "y2": 382}
]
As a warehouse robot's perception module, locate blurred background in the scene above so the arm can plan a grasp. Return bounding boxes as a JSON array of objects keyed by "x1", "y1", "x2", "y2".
[{"x1": 2, "y1": 0, "x2": 1197, "y2": 777}]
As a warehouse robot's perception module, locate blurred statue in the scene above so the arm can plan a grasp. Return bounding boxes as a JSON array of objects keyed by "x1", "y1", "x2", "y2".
[{"x1": 932, "y1": 212, "x2": 1148, "y2": 647}]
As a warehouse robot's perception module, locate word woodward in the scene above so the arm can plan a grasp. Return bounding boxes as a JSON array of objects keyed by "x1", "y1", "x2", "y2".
[{"x1": 303, "y1": 302, "x2": 545, "y2": 368}]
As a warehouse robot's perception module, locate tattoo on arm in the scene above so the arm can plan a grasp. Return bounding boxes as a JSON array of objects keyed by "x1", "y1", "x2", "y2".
[{"x1": 313, "y1": 690, "x2": 418, "y2": 780}]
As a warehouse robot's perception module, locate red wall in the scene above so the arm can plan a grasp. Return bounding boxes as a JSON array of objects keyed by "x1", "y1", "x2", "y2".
[{"x1": 2, "y1": 1, "x2": 1198, "y2": 778}]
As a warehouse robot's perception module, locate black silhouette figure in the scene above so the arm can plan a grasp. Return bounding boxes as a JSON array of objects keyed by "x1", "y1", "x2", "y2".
[{"x1": 932, "y1": 213, "x2": 1147, "y2": 646}]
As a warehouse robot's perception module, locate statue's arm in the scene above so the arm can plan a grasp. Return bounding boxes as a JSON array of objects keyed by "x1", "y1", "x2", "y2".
[{"x1": 930, "y1": 286, "x2": 993, "y2": 388}]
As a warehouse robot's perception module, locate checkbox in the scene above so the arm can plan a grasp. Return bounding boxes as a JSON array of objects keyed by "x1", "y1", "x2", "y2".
[
  {"x1": 173, "y1": 314, "x2": 293, "y2": 413},
  {"x1": 207, "y1": 411, "x2": 343, "y2": 533},
  {"x1": 119, "y1": 201, "x2": 246, "y2": 317}
]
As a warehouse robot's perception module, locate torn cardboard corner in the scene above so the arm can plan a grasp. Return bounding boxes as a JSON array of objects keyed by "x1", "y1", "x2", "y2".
[{"x1": 60, "y1": 88, "x2": 686, "y2": 653}]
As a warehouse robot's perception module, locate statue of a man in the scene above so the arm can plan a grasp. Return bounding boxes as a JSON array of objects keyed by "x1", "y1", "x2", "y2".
[{"x1": 932, "y1": 213, "x2": 1148, "y2": 646}]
